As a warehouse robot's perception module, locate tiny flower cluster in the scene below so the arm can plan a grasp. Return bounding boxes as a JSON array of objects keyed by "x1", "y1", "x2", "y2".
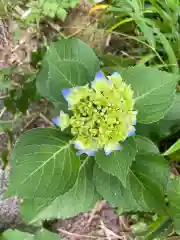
[{"x1": 53, "y1": 72, "x2": 137, "y2": 156}]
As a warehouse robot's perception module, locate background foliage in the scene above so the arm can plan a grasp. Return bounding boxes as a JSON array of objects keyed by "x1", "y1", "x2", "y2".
[{"x1": 0, "y1": 0, "x2": 180, "y2": 239}]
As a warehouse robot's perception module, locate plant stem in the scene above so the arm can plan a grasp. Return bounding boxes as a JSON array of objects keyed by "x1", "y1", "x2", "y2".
[{"x1": 144, "y1": 216, "x2": 173, "y2": 240}]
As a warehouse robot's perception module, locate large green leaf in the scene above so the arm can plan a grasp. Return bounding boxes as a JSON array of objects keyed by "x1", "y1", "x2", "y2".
[
  {"x1": 35, "y1": 229, "x2": 60, "y2": 240},
  {"x1": 95, "y1": 138, "x2": 136, "y2": 187},
  {"x1": 21, "y1": 159, "x2": 99, "y2": 223},
  {"x1": 6, "y1": 128, "x2": 80, "y2": 198},
  {"x1": 20, "y1": 197, "x2": 54, "y2": 224},
  {"x1": 3, "y1": 230, "x2": 33, "y2": 240},
  {"x1": 94, "y1": 153, "x2": 170, "y2": 213},
  {"x1": 135, "y1": 135, "x2": 159, "y2": 154},
  {"x1": 36, "y1": 38, "x2": 100, "y2": 103},
  {"x1": 167, "y1": 177, "x2": 180, "y2": 233},
  {"x1": 121, "y1": 66, "x2": 178, "y2": 123},
  {"x1": 93, "y1": 164, "x2": 142, "y2": 213},
  {"x1": 130, "y1": 154, "x2": 170, "y2": 213},
  {"x1": 136, "y1": 93, "x2": 180, "y2": 141},
  {"x1": 3, "y1": 229, "x2": 60, "y2": 240},
  {"x1": 36, "y1": 60, "x2": 54, "y2": 102}
]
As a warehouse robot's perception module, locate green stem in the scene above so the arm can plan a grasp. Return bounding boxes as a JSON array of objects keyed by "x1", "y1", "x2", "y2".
[
  {"x1": 144, "y1": 216, "x2": 173, "y2": 240},
  {"x1": 108, "y1": 17, "x2": 134, "y2": 32}
]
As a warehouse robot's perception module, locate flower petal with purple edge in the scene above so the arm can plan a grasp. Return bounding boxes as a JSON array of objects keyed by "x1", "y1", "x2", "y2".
[
  {"x1": 95, "y1": 71, "x2": 106, "y2": 81},
  {"x1": 111, "y1": 72, "x2": 121, "y2": 77},
  {"x1": 62, "y1": 88, "x2": 72, "y2": 102},
  {"x1": 74, "y1": 140, "x2": 85, "y2": 150},
  {"x1": 127, "y1": 126, "x2": 136, "y2": 137},
  {"x1": 133, "y1": 118, "x2": 136, "y2": 125},
  {"x1": 91, "y1": 72, "x2": 107, "y2": 87},
  {"x1": 52, "y1": 116, "x2": 60, "y2": 125},
  {"x1": 104, "y1": 143, "x2": 122, "y2": 156},
  {"x1": 91, "y1": 72, "x2": 112, "y2": 90}
]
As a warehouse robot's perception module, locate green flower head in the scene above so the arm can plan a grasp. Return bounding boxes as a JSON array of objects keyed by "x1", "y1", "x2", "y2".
[{"x1": 53, "y1": 72, "x2": 137, "y2": 156}]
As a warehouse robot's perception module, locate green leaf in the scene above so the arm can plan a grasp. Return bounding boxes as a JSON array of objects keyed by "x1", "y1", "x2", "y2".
[
  {"x1": 3, "y1": 230, "x2": 33, "y2": 240},
  {"x1": 36, "y1": 38, "x2": 100, "y2": 103},
  {"x1": 36, "y1": 60, "x2": 54, "y2": 102},
  {"x1": 144, "y1": 216, "x2": 172, "y2": 240},
  {"x1": 163, "y1": 139, "x2": 180, "y2": 156},
  {"x1": 20, "y1": 197, "x2": 54, "y2": 224},
  {"x1": 136, "y1": 93, "x2": 180, "y2": 140},
  {"x1": 121, "y1": 65, "x2": 178, "y2": 123},
  {"x1": 135, "y1": 135, "x2": 159, "y2": 154},
  {"x1": 163, "y1": 93, "x2": 180, "y2": 122},
  {"x1": 136, "y1": 18, "x2": 156, "y2": 49},
  {"x1": 56, "y1": 8, "x2": 67, "y2": 21},
  {"x1": 21, "y1": 158, "x2": 99, "y2": 223},
  {"x1": 130, "y1": 153, "x2": 170, "y2": 212},
  {"x1": 35, "y1": 229, "x2": 60, "y2": 240},
  {"x1": 6, "y1": 128, "x2": 80, "y2": 198},
  {"x1": 155, "y1": 28, "x2": 179, "y2": 74},
  {"x1": 95, "y1": 138, "x2": 136, "y2": 187},
  {"x1": 94, "y1": 153, "x2": 169, "y2": 213},
  {"x1": 3, "y1": 229, "x2": 61, "y2": 240},
  {"x1": 0, "y1": 120, "x2": 14, "y2": 132},
  {"x1": 167, "y1": 177, "x2": 180, "y2": 233},
  {"x1": 93, "y1": 163, "x2": 142, "y2": 213}
]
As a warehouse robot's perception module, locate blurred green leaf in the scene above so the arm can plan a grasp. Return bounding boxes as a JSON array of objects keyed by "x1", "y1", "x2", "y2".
[
  {"x1": 136, "y1": 93, "x2": 180, "y2": 140},
  {"x1": 93, "y1": 163, "x2": 142, "y2": 213},
  {"x1": 167, "y1": 177, "x2": 180, "y2": 234},
  {"x1": 35, "y1": 229, "x2": 60, "y2": 239},
  {"x1": 24, "y1": 159, "x2": 99, "y2": 223},
  {"x1": 3, "y1": 229, "x2": 60, "y2": 240},
  {"x1": 129, "y1": 153, "x2": 170, "y2": 213},
  {"x1": 36, "y1": 38, "x2": 100, "y2": 103},
  {"x1": 163, "y1": 139, "x2": 180, "y2": 156},
  {"x1": 0, "y1": 120, "x2": 13, "y2": 132},
  {"x1": 121, "y1": 65, "x2": 178, "y2": 123},
  {"x1": 94, "y1": 153, "x2": 170, "y2": 213},
  {"x1": 7, "y1": 128, "x2": 80, "y2": 198},
  {"x1": 3, "y1": 230, "x2": 33, "y2": 240},
  {"x1": 144, "y1": 216, "x2": 172, "y2": 240},
  {"x1": 135, "y1": 135, "x2": 159, "y2": 154},
  {"x1": 95, "y1": 138, "x2": 136, "y2": 187}
]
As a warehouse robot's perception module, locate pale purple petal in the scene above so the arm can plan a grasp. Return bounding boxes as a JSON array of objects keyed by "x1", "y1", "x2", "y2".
[
  {"x1": 74, "y1": 141, "x2": 84, "y2": 150},
  {"x1": 111, "y1": 72, "x2": 121, "y2": 77},
  {"x1": 52, "y1": 116, "x2": 60, "y2": 125},
  {"x1": 115, "y1": 145, "x2": 121, "y2": 150},
  {"x1": 76, "y1": 150, "x2": 84, "y2": 156},
  {"x1": 62, "y1": 88, "x2": 72, "y2": 101},
  {"x1": 95, "y1": 71, "x2": 106, "y2": 80},
  {"x1": 133, "y1": 119, "x2": 136, "y2": 125},
  {"x1": 91, "y1": 79, "x2": 112, "y2": 88},
  {"x1": 127, "y1": 127, "x2": 136, "y2": 137},
  {"x1": 104, "y1": 143, "x2": 121, "y2": 156},
  {"x1": 85, "y1": 150, "x2": 96, "y2": 156},
  {"x1": 91, "y1": 71, "x2": 108, "y2": 88},
  {"x1": 105, "y1": 149, "x2": 112, "y2": 156}
]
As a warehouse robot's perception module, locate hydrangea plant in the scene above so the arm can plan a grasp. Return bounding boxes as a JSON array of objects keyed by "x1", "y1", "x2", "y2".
[
  {"x1": 53, "y1": 71, "x2": 137, "y2": 156},
  {"x1": 5, "y1": 38, "x2": 180, "y2": 239}
]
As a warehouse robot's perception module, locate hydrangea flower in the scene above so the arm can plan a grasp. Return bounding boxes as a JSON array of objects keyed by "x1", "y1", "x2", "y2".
[{"x1": 53, "y1": 71, "x2": 137, "y2": 156}]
